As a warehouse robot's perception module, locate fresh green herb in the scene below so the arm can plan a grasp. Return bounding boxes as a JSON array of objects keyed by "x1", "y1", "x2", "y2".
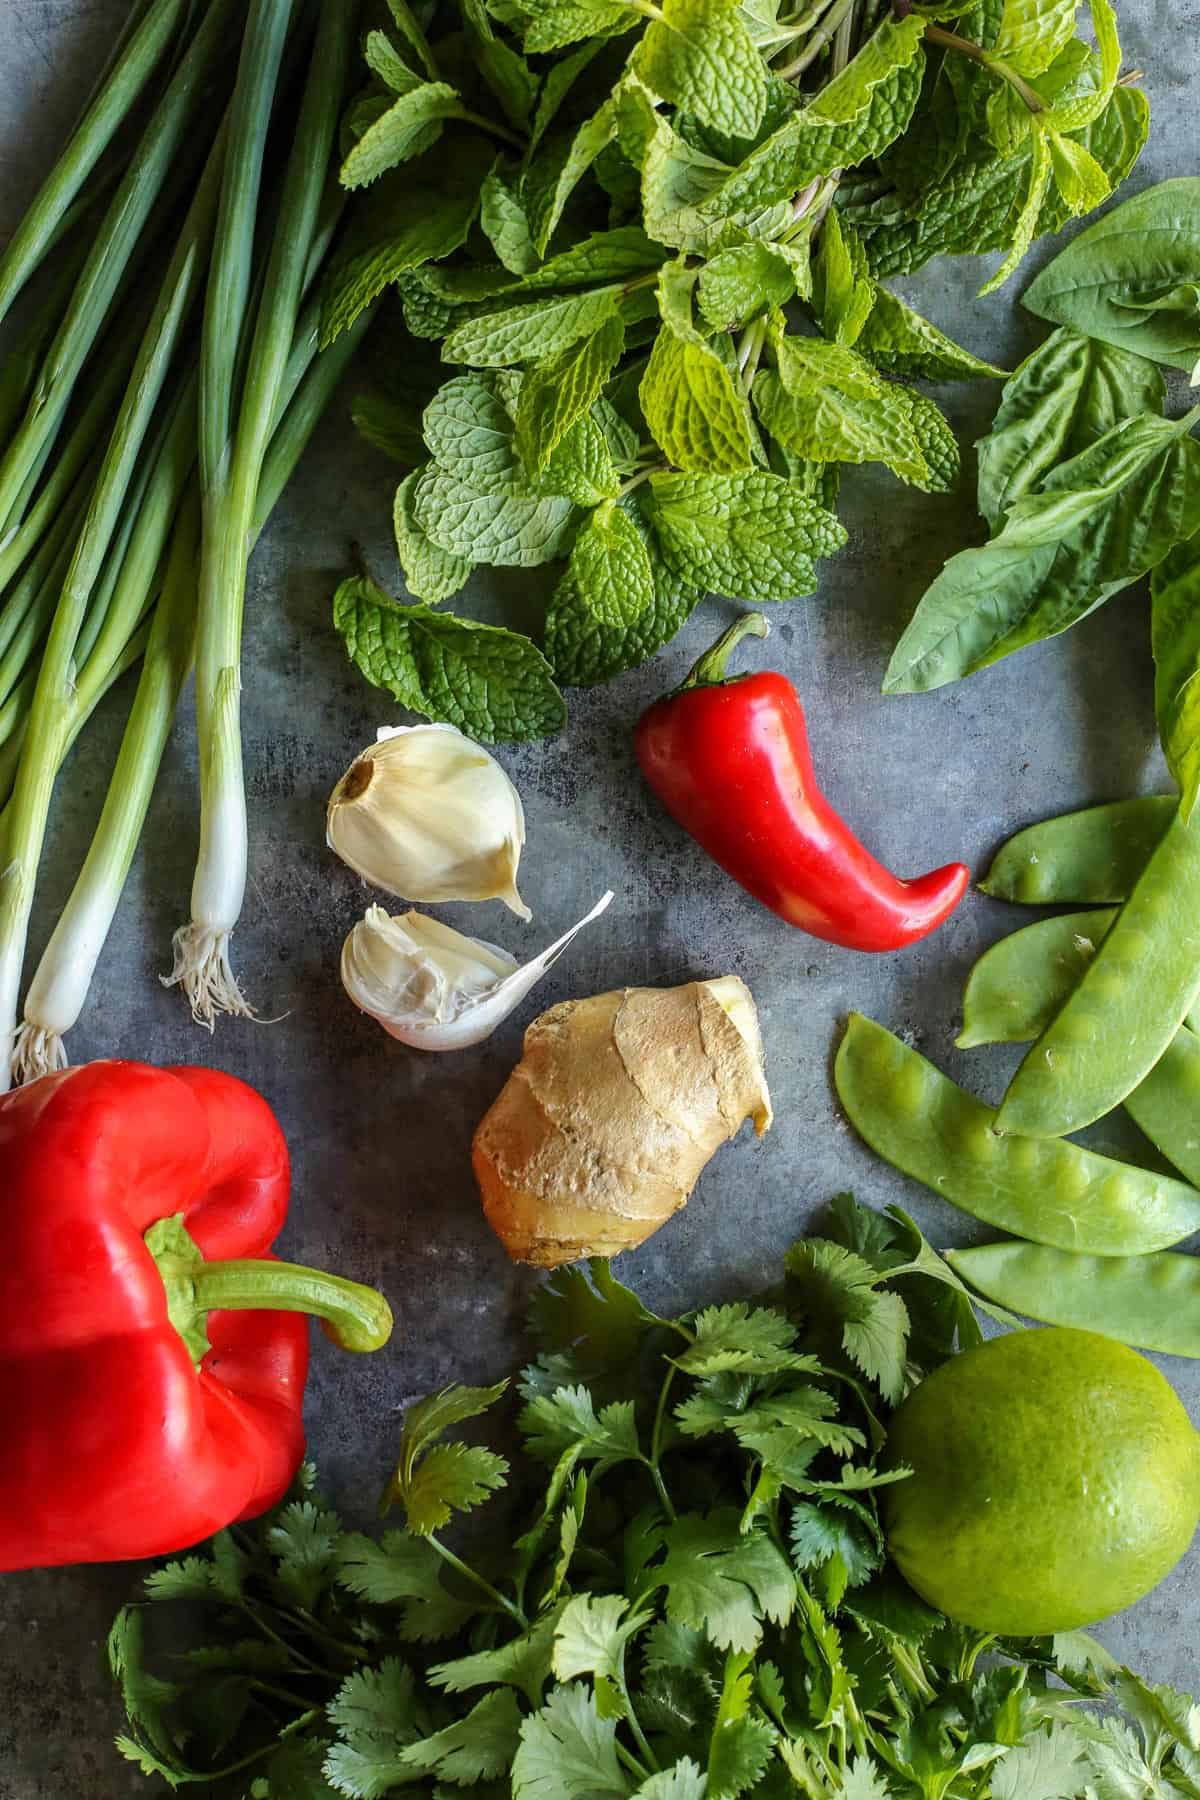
[
  {"x1": 331, "y1": 0, "x2": 1144, "y2": 734},
  {"x1": 110, "y1": 1196, "x2": 1199, "y2": 1798}
]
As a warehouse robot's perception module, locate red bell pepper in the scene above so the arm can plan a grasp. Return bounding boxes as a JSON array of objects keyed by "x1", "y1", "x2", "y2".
[
  {"x1": 635, "y1": 613, "x2": 969, "y2": 952},
  {"x1": 0, "y1": 1060, "x2": 391, "y2": 1572}
]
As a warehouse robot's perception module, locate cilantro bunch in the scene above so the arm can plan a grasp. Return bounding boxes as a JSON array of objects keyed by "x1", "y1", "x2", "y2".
[
  {"x1": 109, "y1": 1197, "x2": 1199, "y2": 1798},
  {"x1": 320, "y1": 0, "x2": 1147, "y2": 741}
]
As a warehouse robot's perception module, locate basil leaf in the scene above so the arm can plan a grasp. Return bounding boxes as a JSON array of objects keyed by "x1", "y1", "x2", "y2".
[
  {"x1": 332, "y1": 575, "x2": 566, "y2": 741},
  {"x1": 885, "y1": 412, "x2": 1200, "y2": 692},
  {"x1": 1025, "y1": 177, "x2": 1200, "y2": 373},
  {"x1": 977, "y1": 326, "x2": 1165, "y2": 532},
  {"x1": 1152, "y1": 539, "x2": 1200, "y2": 824}
]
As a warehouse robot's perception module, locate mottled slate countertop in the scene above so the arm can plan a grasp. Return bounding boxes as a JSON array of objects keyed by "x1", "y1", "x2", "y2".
[{"x1": 0, "y1": 2, "x2": 1197, "y2": 1793}]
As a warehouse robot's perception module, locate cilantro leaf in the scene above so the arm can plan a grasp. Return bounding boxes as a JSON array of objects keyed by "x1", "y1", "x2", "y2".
[
  {"x1": 431, "y1": 1609, "x2": 562, "y2": 1708},
  {"x1": 332, "y1": 574, "x2": 567, "y2": 741},
  {"x1": 402, "y1": 1688, "x2": 524, "y2": 1781},
  {"x1": 324, "y1": 1659, "x2": 428, "y2": 1799},
  {"x1": 511, "y1": 1683, "x2": 631, "y2": 1800},
  {"x1": 553, "y1": 1593, "x2": 649, "y2": 1691},
  {"x1": 789, "y1": 1499, "x2": 883, "y2": 1589},
  {"x1": 384, "y1": 1382, "x2": 510, "y2": 1534},
  {"x1": 335, "y1": 1531, "x2": 480, "y2": 1640},
  {"x1": 671, "y1": 1303, "x2": 819, "y2": 1377},
  {"x1": 649, "y1": 1512, "x2": 796, "y2": 1653},
  {"x1": 267, "y1": 1501, "x2": 343, "y2": 1612},
  {"x1": 520, "y1": 1384, "x2": 643, "y2": 1470},
  {"x1": 634, "y1": 1760, "x2": 708, "y2": 1799},
  {"x1": 990, "y1": 1723, "x2": 1093, "y2": 1800}
]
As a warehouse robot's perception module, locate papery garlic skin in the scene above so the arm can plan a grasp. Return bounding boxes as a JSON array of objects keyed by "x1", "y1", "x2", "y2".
[
  {"x1": 342, "y1": 893, "x2": 613, "y2": 1052},
  {"x1": 327, "y1": 724, "x2": 530, "y2": 919}
]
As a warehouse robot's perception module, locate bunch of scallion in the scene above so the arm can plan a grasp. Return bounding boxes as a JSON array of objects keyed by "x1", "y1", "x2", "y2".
[{"x1": 0, "y1": 0, "x2": 376, "y2": 1088}]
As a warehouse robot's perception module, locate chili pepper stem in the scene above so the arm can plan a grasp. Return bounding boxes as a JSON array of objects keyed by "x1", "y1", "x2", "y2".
[{"x1": 679, "y1": 612, "x2": 770, "y2": 692}]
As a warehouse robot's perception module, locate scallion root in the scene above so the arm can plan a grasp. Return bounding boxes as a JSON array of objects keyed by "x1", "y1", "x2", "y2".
[
  {"x1": 162, "y1": 923, "x2": 256, "y2": 1029},
  {"x1": 11, "y1": 1022, "x2": 68, "y2": 1085}
]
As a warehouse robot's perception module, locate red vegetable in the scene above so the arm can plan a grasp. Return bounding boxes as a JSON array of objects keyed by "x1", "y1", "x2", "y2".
[
  {"x1": 635, "y1": 614, "x2": 969, "y2": 953},
  {"x1": 0, "y1": 1061, "x2": 391, "y2": 1571}
]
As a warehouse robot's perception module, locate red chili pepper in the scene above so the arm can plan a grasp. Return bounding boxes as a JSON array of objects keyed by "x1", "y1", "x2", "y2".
[
  {"x1": 0, "y1": 1061, "x2": 391, "y2": 1572},
  {"x1": 635, "y1": 613, "x2": 969, "y2": 953}
]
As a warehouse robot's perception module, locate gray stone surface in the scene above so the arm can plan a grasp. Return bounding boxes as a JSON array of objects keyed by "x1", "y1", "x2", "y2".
[{"x1": 1, "y1": 2, "x2": 1199, "y2": 1793}]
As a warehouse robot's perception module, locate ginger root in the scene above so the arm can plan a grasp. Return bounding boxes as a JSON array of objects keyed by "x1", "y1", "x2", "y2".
[{"x1": 472, "y1": 975, "x2": 772, "y2": 1267}]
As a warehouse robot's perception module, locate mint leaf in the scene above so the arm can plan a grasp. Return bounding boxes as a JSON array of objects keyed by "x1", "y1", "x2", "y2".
[
  {"x1": 525, "y1": 99, "x2": 623, "y2": 253},
  {"x1": 903, "y1": 387, "x2": 960, "y2": 495},
  {"x1": 442, "y1": 286, "x2": 623, "y2": 366},
  {"x1": 513, "y1": 1684, "x2": 631, "y2": 1800},
  {"x1": 480, "y1": 164, "x2": 540, "y2": 273},
  {"x1": 394, "y1": 468, "x2": 473, "y2": 603},
  {"x1": 992, "y1": 0, "x2": 1078, "y2": 75},
  {"x1": 697, "y1": 242, "x2": 810, "y2": 334},
  {"x1": 635, "y1": 0, "x2": 768, "y2": 140},
  {"x1": 646, "y1": 469, "x2": 846, "y2": 601},
  {"x1": 650, "y1": 1512, "x2": 796, "y2": 1653},
  {"x1": 416, "y1": 462, "x2": 578, "y2": 564},
  {"x1": 332, "y1": 574, "x2": 567, "y2": 741},
  {"x1": 462, "y1": 0, "x2": 538, "y2": 131},
  {"x1": 754, "y1": 350, "x2": 930, "y2": 487},
  {"x1": 858, "y1": 284, "x2": 1007, "y2": 380},
  {"x1": 340, "y1": 82, "x2": 466, "y2": 188},
  {"x1": 816, "y1": 209, "x2": 874, "y2": 348},
  {"x1": 352, "y1": 391, "x2": 427, "y2": 466},
  {"x1": 641, "y1": 326, "x2": 754, "y2": 473},
  {"x1": 516, "y1": 309, "x2": 626, "y2": 470},
  {"x1": 519, "y1": 0, "x2": 639, "y2": 55},
  {"x1": 978, "y1": 123, "x2": 1052, "y2": 296},
  {"x1": 698, "y1": 14, "x2": 927, "y2": 217},
  {"x1": 569, "y1": 498, "x2": 655, "y2": 627},
  {"x1": 545, "y1": 561, "x2": 700, "y2": 686},
  {"x1": 538, "y1": 408, "x2": 622, "y2": 505},
  {"x1": 321, "y1": 136, "x2": 493, "y2": 343},
  {"x1": 363, "y1": 30, "x2": 422, "y2": 94}
]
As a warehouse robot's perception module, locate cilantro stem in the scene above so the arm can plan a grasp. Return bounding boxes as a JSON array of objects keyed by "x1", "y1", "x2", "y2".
[
  {"x1": 249, "y1": 1677, "x2": 322, "y2": 1711},
  {"x1": 235, "y1": 1600, "x2": 344, "y2": 1681},
  {"x1": 428, "y1": 1538, "x2": 529, "y2": 1630},
  {"x1": 616, "y1": 1740, "x2": 653, "y2": 1783},
  {"x1": 616, "y1": 1643, "x2": 661, "y2": 1773},
  {"x1": 925, "y1": 24, "x2": 1046, "y2": 113},
  {"x1": 277, "y1": 1606, "x2": 370, "y2": 1664},
  {"x1": 645, "y1": 1366, "x2": 679, "y2": 1522},
  {"x1": 777, "y1": 0, "x2": 857, "y2": 79}
]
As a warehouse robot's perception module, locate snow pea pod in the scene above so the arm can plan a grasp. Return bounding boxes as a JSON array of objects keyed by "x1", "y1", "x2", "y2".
[
  {"x1": 947, "y1": 1242, "x2": 1200, "y2": 1359},
  {"x1": 957, "y1": 909, "x2": 1118, "y2": 1047},
  {"x1": 997, "y1": 809, "x2": 1200, "y2": 1139},
  {"x1": 980, "y1": 796, "x2": 1175, "y2": 904},
  {"x1": 959, "y1": 916, "x2": 1200, "y2": 1185},
  {"x1": 836, "y1": 1014, "x2": 1200, "y2": 1255}
]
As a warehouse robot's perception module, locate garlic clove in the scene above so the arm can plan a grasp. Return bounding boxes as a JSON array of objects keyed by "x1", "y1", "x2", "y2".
[
  {"x1": 326, "y1": 723, "x2": 530, "y2": 919},
  {"x1": 341, "y1": 891, "x2": 614, "y2": 1051}
]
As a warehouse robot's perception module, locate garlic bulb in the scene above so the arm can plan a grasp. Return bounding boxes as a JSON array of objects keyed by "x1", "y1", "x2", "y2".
[
  {"x1": 327, "y1": 724, "x2": 530, "y2": 919},
  {"x1": 341, "y1": 892, "x2": 614, "y2": 1051}
]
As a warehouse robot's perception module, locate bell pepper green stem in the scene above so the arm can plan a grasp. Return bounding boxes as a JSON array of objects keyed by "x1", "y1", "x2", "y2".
[
  {"x1": 183, "y1": 1259, "x2": 394, "y2": 1353},
  {"x1": 679, "y1": 612, "x2": 770, "y2": 691}
]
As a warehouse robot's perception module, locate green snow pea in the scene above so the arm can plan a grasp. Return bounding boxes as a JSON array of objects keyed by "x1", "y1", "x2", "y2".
[
  {"x1": 836, "y1": 1014, "x2": 1200, "y2": 1255},
  {"x1": 997, "y1": 809, "x2": 1200, "y2": 1138},
  {"x1": 957, "y1": 909, "x2": 1118, "y2": 1047},
  {"x1": 947, "y1": 1242, "x2": 1200, "y2": 1359},
  {"x1": 980, "y1": 796, "x2": 1175, "y2": 904},
  {"x1": 960, "y1": 915, "x2": 1200, "y2": 1185}
]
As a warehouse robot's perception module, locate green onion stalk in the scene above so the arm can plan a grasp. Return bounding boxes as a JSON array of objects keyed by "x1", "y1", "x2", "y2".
[
  {"x1": 169, "y1": 0, "x2": 353, "y2": 1026},
  {"x1": 0, "y1": 0, "x2": 233, "y2": 544},
  {"x1": 11, "y1": 302, "x2": 375, "y2": 1083},
  {"x1": 0, "y1": 0, "x2": 191, "y2": 332},
  {"x1": 0, "y1": 66, "x2": 234, "y2": 1079}
]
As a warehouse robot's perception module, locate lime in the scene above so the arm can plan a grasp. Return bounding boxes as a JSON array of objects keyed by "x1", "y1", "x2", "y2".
[{"x1": 883, "y1": 1326, "x2": 1200, "y2": 1635}]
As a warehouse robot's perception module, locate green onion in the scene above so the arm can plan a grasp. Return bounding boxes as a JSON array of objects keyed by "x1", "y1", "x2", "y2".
[
  {"x1": 0, "y1": 0, "x2": 192, "y2": 330},
  {"x1": 13, "y1": 302, "x2": 375, "y2": 1080},
  {"x1": 173, "y1": 0, "x2": 353, "y2": 1025}
]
